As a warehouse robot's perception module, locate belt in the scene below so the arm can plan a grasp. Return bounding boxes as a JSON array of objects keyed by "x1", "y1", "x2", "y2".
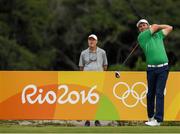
[{"x1": 148, "y1": 63, "x2": 168, "y2": 68}]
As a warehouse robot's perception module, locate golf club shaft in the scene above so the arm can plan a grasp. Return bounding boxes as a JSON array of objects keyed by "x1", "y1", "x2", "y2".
[
  {"x1": 115, "y1": 43, "x2": 138, "y2": 77},
  {"x1": 122, "y1": 43, "x2": 138, "y2": 66}
]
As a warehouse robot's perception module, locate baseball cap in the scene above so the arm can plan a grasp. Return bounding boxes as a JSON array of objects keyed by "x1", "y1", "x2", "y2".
[
  {"x1": 88, "y1": 34, "x2": 98, "y2": 40},
  {"x1": 136, "y1": 19, "x2": 149, "y2": 27}
]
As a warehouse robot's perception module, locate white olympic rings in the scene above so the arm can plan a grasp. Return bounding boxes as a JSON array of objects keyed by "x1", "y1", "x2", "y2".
[{"x1": 113, "y1": 82, "x2": 166, "y2": 108}]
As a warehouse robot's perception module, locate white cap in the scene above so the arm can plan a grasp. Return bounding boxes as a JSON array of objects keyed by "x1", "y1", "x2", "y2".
[
  {"x1": 136, "y1": 19, "x2": 149, "y2": 27},
  {"x1": 88, "y1": 34, "x2": 98, "y2": 40}
]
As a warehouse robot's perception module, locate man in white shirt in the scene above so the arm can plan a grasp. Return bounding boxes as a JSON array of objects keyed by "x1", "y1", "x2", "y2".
[{"x1": 79, "y1": 34, "x2": 108, "y2": 126}]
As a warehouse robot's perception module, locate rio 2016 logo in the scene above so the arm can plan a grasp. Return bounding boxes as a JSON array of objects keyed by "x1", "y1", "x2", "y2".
[
  {"x1": 21, "y1": 82, "x2": 166, "y2": 107},
  {"x1": 21, "y1": 84, "x2": 99, "y2": 105}
]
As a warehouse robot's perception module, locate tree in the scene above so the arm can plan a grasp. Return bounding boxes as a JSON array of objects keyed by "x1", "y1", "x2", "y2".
[
  {"x1": 0, "y1": 0, "x2": 179, "y2": 70},
  {"x1": 0, "y1": 0, "x2": 56, "y2": 70}
]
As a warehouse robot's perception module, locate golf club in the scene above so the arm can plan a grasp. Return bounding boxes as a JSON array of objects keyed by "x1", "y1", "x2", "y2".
[{"x1": 115, "y1": 43, "x2": 139, "y2": 78}]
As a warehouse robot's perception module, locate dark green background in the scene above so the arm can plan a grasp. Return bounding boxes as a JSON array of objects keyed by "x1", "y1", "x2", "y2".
[{"x1": 0, "y1": 0, "x2": 179, "y2": 71}]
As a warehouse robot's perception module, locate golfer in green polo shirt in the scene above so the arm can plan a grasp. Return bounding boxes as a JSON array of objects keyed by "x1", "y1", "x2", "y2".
[{"x1": 137, "y1": 19, "x2": 173, "y2": 126}]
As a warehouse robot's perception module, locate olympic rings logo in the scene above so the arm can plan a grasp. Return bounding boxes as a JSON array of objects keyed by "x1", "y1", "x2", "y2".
[{"x1": 113, "y1": 82, "x2": 166, "y2": 108}]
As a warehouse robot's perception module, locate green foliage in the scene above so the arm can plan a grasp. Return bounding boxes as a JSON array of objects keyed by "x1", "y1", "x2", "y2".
[
  {"x1": 0, "y1": 36, "x2": 35, "y2": 69},
  {"x1": 170, "y1": 62, "x2": 180, "y2": 71},
  {"x1": 0, "y1": 0, "x2": 179, "y2": 70},
  {"x1": 133, "y1": 57, "x2": 146, "y2": 71},
  {"x1": 0, "y1": 0, "x2": 56, "y2": 70},
  {"x1": 108, "y1": 64, "x2": 130, "y2": 71}
]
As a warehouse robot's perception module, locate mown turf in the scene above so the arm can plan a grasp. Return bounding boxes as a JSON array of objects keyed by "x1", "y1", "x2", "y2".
[{"x1": 0, "y1": 126, "x2": 180, "y2": 133}]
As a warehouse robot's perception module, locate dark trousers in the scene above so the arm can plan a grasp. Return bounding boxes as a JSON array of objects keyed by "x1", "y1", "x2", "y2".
[{"x1": 146, "y1": 65, "x2": 169, "y2": 122}]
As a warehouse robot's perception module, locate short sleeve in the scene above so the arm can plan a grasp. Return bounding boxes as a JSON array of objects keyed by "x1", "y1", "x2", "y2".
[
  {"x1": 102, "y1": 51, "x2": 108, "y2": 65},
  {"x1": 79, "y1": 52, "x2": 84, "y2": 67},
  {"x1": 157, "y1": 30, "x2": 165, "y2": 39}
]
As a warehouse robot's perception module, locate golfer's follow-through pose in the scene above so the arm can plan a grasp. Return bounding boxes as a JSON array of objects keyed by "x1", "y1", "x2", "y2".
[{"x1": 137, "y1": 19, "x2": 173, "y2": 126}]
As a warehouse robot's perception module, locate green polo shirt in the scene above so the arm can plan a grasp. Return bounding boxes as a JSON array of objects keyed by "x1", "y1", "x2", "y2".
[{"x1": 138, "y1": 29, "x2": 168, "y2": 65}]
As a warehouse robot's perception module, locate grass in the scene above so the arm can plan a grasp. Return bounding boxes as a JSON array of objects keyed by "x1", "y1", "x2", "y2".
[{"x1": 0, "y1": 125, "x2": 180, "y2": 133}]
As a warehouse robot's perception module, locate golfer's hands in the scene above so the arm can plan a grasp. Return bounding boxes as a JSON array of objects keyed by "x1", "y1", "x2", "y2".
[{"x1": 115, "y1": 71, "x2": 120, "y2": 78}]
